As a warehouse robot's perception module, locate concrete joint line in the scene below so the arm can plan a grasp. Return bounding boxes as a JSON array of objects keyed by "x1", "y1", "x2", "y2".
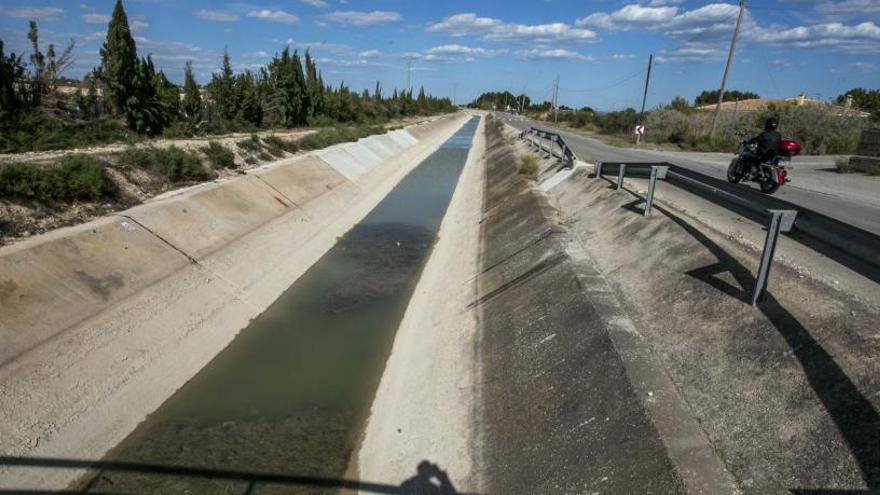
[
  {"x1": 467, "y1": 251, "x2": 567, "y2": 309},
  {"x1": 116, "y1": 215, "x2": 199, "y2": 265},
  {"x1": 480, "y1": 227, "x2": 562, "y2": 274},
  {"x1": 251, "y1": 175, "x2": 305, "y2": 213},
  {"x1": 115, "y1": 215, "x2": 259, "y2": 312}
]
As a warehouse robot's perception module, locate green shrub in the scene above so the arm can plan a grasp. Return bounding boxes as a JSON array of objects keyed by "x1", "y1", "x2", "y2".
[
  {"x1": 201, "y1": 141, "x2": 236, "y2": 169},
  {"x1": 297, "y1": 125, "x2": 385, "y2": 151},
  {"x1": 0, "y1": 114, "x2": 134, "y2": 153},
  {"x1": 261, "y1": 135, "x2": 287, "y2": 157},
  {"x1": 236, "y1": 136, "x2": 261, "y2": 153},
  {"x1": 518, "y1": 154, "x2": 539, "y2": 180},
  {"x1": 119, "y1": 146, "x2": 210, "y2": 182},
  {"x1": 0, "y1": 154, "x2": 108, "y2": 202}
]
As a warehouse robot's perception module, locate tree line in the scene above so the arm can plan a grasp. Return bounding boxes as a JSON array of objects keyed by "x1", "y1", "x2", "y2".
[{"x1": 0, "y1": 0, "x2": 453, "y2": 152}]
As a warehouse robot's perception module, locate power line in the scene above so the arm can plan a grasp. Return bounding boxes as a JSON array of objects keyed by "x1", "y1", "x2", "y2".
[{"x1": 561, "y1": 68, "x2": 646, "y2": 95}]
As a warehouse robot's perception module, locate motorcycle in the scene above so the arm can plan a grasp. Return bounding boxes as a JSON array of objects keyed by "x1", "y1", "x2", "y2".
[{"x1": 726, "y1": 138, "x2": 802, "y2": 194}]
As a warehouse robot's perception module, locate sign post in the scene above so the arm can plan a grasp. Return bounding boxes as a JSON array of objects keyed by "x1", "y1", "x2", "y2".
[{"x1": 635, "y1": 125, "x2": 645, "y2": 145}]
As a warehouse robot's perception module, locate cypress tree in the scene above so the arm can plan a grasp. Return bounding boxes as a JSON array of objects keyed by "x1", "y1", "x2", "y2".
[
  {"x1": 100, "y1": 0, "x2": 137, "y2": 116},
  {"x1": 291, "y1": 50, "x2": 306, "y2": 125},
  {"x1": 0, "y1": 40, "x2": 27, "y2": 119},
  {"x1": 182, "y1": 60, "x2": 201, "y2": 121},
  {"x1": 207, "y1": 48, "x2": 236, "y2": 123},
  {"x1": 127, "y1": 56, "x2": 164, "y2": 135}
]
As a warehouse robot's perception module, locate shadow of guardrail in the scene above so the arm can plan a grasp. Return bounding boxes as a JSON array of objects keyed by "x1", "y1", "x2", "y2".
[
  {"x1": 589, "y1": 161, "x2": 880, "y2": 288},
  {"x1": 0, "y1": 457, "x2": 477, "y2": 495}
]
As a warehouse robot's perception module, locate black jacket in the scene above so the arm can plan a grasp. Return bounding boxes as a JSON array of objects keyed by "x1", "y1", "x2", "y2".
[{"x1": 747, "y1": 129, "x2": 781, "y2": 161}]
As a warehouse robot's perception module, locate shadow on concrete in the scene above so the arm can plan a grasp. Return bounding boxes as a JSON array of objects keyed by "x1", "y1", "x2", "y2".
[
  {"x1": 602, "y1": 161, "x2": 880, "y2": 286},
  {"x1": 0, "y1": 456, "x2": 472, "y2": 495},
  {"x1": 618, "y1": 200, "x2": 880, "y2": 491}
]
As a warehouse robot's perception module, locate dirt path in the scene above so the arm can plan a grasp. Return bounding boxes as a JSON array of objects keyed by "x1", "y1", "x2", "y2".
[
  {"x1": 355, "y1": 116, "x2": 485, "y2": 492},
  {"x1": 0, "y1": 116, "x2": 430, "y2": 165}
]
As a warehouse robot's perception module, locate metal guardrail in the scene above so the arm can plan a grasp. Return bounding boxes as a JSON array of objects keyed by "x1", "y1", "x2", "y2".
[
  {"x1": 520, "y1": 127, "x2": 577, "y2": 168},
  {"x1": 520, "y1": 126, "x2": 880, "y2": 304},
  {"x1": 594, "y1": 161, "x2": 796, "y2": 305}
]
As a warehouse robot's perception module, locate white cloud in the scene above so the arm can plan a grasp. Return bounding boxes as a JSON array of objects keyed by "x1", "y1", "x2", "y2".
[
  {"x1": 830, "y1": 61, "x2": 877, "y2": 73},
  {"x1": 654, "y1": 43, "x2": 726, "y2": 63},
  {"x1": 314, "y1": 57, "x2": 386, "y2": 68},
  {"x1": 427, "y1": 13, "x2": 596, "y2": 44},
  {"x1": 81, "y1": 13, "x2": 109, "y2": 24},
  {"x1": 516, "y1": 48, "x2": 593, "y2": 61},
  {"x1": 131, "y1": 20, "x2": 149, "y2": 31},
  {"x1": 580, "y1": 2, "x2": 880, "y2": 57},
  {"x1": 196, "y1": 10, "x2": 239, "y2": 22},
  {"x1": 610, "y1": 53, "x2": 636, "y2": 59},
  {"x1": 247, "y1": 9, "x2": 299, "y2": 25},
  {"x1": 358, "y1": 49, "x2": 381, "y2": 58},
  {"x1": 322, "y1": 11, "x2": 401, "y2": 26},
  {"x1": 748, "y1": 21, "x2": 880, "y2": 52},
  {"x1": 577, "y1": 3, "x2": 739, "y2": 37},
  {"x1": 401, "y1": 44, "x2": 504, "y2": 62},
  {"x1": 4, "y1": 7, "x2": 64, "y2": 20},
  {"x1": 250, "y1": 50, "x2": 269, "y2": 58},
  {"x1": 285, "y1": 39, "x2": 352, "y2": 55},
  {"x1": 299, "y1": 0, "x2": 329, "y2": 7},
  {"x1": 425, "y1": 13, "x2": 503, "y2": 37},
  {"x1": 816, "y1": 0, "x2": 880, "y2": 15},
  {"x1": 577, "y1": 5, "x2": 678, "y2": 30}
]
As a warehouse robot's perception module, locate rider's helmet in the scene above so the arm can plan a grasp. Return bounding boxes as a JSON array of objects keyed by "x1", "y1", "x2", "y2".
[{"x1": 764, "y1": 117, "x2": 779, "y2": 131}]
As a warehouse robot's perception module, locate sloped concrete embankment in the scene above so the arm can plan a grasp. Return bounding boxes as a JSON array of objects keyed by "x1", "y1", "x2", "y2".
[
  {"x1": 476, "y1": 122, "x2": 737, "y2": 493},
  {"x1": 542, "y1": 166, "x2": 880, "y2": 492},
  {"x1": 355, "y1": 116, "x2": 485, "y2": 492},
  {"x1": 0, "y1": 112, "x2": 466, "y2": 490}
]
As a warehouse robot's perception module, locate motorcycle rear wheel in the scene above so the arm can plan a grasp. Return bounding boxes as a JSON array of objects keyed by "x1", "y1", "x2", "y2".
[
  {"x1": 727, "y1": 159, "x2": 742, "y2": 184},
  {"x1": 759, "y1": 177, "x2": 780, "y2": 194}
]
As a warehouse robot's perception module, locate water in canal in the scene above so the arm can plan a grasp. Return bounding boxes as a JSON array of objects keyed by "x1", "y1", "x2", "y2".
[{"x1": 75, "y1": 117, "x2": 479, "y2": 494}]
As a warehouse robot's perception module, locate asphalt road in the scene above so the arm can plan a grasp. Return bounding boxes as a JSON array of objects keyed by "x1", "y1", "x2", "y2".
[{"x1": 498, "y1": 113, "x2": 880, "y2": 236}]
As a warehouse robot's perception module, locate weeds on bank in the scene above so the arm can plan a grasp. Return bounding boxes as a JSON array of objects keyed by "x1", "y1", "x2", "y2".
[
  {"x1": 0, "y1": 154, "x2": 108, "y2": 201},
  {"x1": 297, "y1": 125, "x2": 386, "y2": 151},
  {"x1": 201, "y1": 141, "x2": 236, "y2": 169},
  {"x1": 118, "y1": 146, "x2": 210, "y2": 182},
  {"x1": 518, "y1": 154, "x2": 539, "y2": 180}
]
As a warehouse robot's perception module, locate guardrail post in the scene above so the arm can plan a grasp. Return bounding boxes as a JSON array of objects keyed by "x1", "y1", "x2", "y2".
[
  {"x1": 617, "y1": 164, "x2": 626, "y2": 190},
  {"x1": 752, "y1": 209, "x2": 798, "y2": 305},
  {"x1": 594, "y1": 162, "x2": 604, "y2": 180},
  {"x1": 644, "y1": 165, "x2": 668, "y2": 216}
]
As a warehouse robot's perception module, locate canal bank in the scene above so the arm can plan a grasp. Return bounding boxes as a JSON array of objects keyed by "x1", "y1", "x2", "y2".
[{"x1": 0, "y1": 114, "x2": 470, "y2": 491}]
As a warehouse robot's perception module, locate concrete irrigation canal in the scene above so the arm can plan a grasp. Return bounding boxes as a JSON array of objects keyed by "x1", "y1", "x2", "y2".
[
  {"x1": 68, "y1": 117, "x2": 479, "y2": 493},
  {"x1": 2, "y1": 112, "x2": 879, "y2": 494}
]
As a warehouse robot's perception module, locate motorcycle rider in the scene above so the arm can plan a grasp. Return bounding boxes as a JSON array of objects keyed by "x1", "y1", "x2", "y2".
[{"x1": 739, "y1": 117, "x2": 781, "y2": 176}]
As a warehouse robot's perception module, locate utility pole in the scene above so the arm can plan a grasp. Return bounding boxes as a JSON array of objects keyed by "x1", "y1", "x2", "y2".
[
  {"x1": 452, "y1": 83, "x2": 457, "y2": 106},
  {"x1": 710, "y1": 0, "x2": 747, "y2": 136},
  {"x1": 553, "y1": 75, "x2": 560, "y2": 124},
  {"x1": 406, "y1": 61, "x2": 411, "y2": 95},
  {"x1": 520, "y1": 85, "x2": 526, "y2": 113},
  {"x1": 636, "y1": 54, "x2": 653, "y2": 146}
]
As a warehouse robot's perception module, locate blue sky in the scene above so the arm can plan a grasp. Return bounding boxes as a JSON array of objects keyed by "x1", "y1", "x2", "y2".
[{"x1": 1, "y1": 0, "x2": 879, "y2": 110}]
